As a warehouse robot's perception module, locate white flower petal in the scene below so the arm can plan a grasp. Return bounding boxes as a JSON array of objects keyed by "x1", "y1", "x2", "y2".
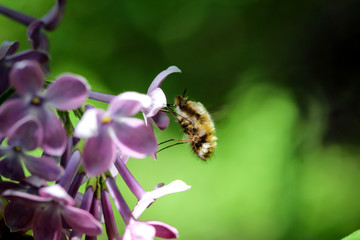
[
  {"x1": 39, "y1": 184, "x2": 74, "y2": 205},
  {"x1": 74, "y1": 108, "x2": 101, "y2": 138},
  {"x1": 148, "y1": 180, "x2": 191, "y2": 199}
]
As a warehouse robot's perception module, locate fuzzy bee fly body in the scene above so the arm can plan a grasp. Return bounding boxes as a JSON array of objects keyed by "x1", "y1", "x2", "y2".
[{"x1": 173, "y1": 95, "x2": 217, "y2": 161}]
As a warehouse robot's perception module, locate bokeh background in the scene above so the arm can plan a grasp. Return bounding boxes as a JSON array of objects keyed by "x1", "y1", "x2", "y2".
[{"x1": 1, "y1": 0, "x2": 360, "y2": 239}]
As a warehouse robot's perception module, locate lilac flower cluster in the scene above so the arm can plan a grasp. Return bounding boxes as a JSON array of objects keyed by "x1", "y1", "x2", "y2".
[{"x1": 0, "y1": 1, "x2": 190, "y2": 240}]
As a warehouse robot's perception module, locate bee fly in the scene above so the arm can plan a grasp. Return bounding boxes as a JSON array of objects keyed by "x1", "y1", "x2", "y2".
[{"x1": 159, "y1": 92, "x2": 217, "y2": 161}]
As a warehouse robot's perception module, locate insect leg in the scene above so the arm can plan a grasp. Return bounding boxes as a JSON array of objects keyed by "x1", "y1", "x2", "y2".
[{"x1": 157, "y1": 142, "x2": 188, "y2": 154}]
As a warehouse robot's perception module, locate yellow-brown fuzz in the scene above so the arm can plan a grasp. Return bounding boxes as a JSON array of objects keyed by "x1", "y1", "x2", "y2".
[{"x1": 174, "y1": 96, "x2": 217, "y2": 161}]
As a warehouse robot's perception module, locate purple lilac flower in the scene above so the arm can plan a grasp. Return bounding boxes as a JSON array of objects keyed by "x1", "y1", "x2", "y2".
[
  {"x1": 0, "y1": 1, "x2": 192, "y2": 239},
  {"x1": 0, "y1": 0, "x2": 66, "y2": 51},
  {"x1": 2, "y1": 184, "x2": 102, "y2": 239},
  {"x1": 106, "y1": 176, "x2": 179, "y2": 240},
  {"x1": 0, "y1": 117, "x2": 63, "y2": 181},
  {"x1": 0, "y1": 60, "x2": 90, "y2": 156},
  {"x1": 0, "y1": 176, "x2": 48, "y2": 198},
  {"x1": 143, "y1": 66, "x2": 181, "y2": 130},
  {"x1": 86, "y1": 66, "x2": 180, "y2": 160},
  {"x1": 27, "y1": 0, "x2": 66, "y2": 50},
  {"x1": 88, "y1": 66, "x2": 181, "y2": 131},
  {"x1": 0, "y1": 41, "x2": 48, "y2": 94},
  {"x1": 114, "y1": 154, "x2": 191, "y2": 219},
  {"x1": 75, "y1": 91, "x2": 157, "y2": 176}
]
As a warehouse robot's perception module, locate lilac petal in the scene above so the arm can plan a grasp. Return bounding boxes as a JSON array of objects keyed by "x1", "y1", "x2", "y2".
[
  {"x1": 108, "y1": 92, "x2": 151, "y2": 118},
  {"x1": 39, "y1": 185, "x2": 74, "y2": 206},
  {"x1": 147, "y1": 221, "x2": 179, "y2": 239},
  {"x1": 146, "y1": 123, "x2": 158, "y2": 162},
  {"x1": 2, "y1": 189, "x2": 51, "y2": 204},
  {"x1": 7, "y1": 49, "x2": 49, "y2": 64},
  {"x1": 23, "y1": 154, "x2": 63, "y2": 181},
  {"x1": 33, "y1": 208, "x2": 62, "y2": 240},
  {"x1": 83, "y1": 133, "x2": 116, "y2": 176},
  {"x1": 144, "y1": 88, "x2": 167, "y2": 118},
  {"x1": 23, "y1": 175, "x2": 48, "y2": 188},
  {"x1": 0, "y1": 41, "x2": 19, "y2": 59},
  {"x1": 0, "y1": 99, "x2": 28, "y2": 135},
  {"x1": 4, "y1": 201, "x2": 35, "y2": 231},
  {"x1": 74, "y1": 108, "x2": 103, "y2": 139},
  {"x1": 132, "y1": 180, "x2": 191, "y2": 219},
  {"x1": 151, "y1": 111, "x2": 170, "y2": 130},
  {"x1": 147, "y1": 66, "x2": 181, "y2": 93},
  {"x1": 124, "y1": 221, "x2": 156, "y2": 240},
  {"x1": 63, "y1": 205, "x2": 103, "y2": 236},
  {"x1": 42, "y1": 0, "x2": 66, "y2": 31},
  {"x1": 46, "y1": 74, "x2": 90, "y2": 110},
  {"x1": 27, "y1": 20, "x2": 49, "y2": 51},
  {"x1": 109, "y1": 118, "x2": 157, "y2": 158},
  {"x1": 40, "y1": 110, "x2": 67, "y2": 156},
  {"x1": 132, "y1": 198, "x2": 155, "y2": 220},
  {"x1": 7, "y1": 116, "x2": 43, "y2": 151},
  {"x1": 10, "y1": 60, "x2": 44, "y2": 95},
  {"x1": 0, "y1": 156, "x2": 25, "y2": 181},
  {"x1": 147, "y1": 180, "x2": 191, "y2": 199}
]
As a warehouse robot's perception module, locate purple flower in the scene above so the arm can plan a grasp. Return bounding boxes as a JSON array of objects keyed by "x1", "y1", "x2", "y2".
[
  {"x1": 106, "y1": 176, "x2": 179, "y2": 240},
  {"x1": 0, "y1": 117, "x2": 63, "y2": 181},
  {"x1": 114, "y1": 154, "x2": 191, "y2": 218},
  {"x1": 0, "y1": 60, "x2": 90, "y2": 156},
  {"x1": 0, "y1": 0, "x2": 66, "y2": 51},
  {"x1": 2, "y1": 184, "x2": 102, "y2": 239},
  {"x1": 28, "y1": 0, "x2": 66, "y2": 51},
  {"x1": 87, "y1": 66, "x2": 181, "y2": 131},
  {"x1": 29, "y1": 0, "x2": 66, "y2": 50},
  {"x1": 0, "y1": 41, "x2": 48, "y2": 94},
  {"x1": 143, "y1": 66, "x2": 181, "y2": 130},
  {"x1": 75, "y1": 91, "x2": 157, "y2": 176},
  {"x1": 132, "y1": 180, "x2": 191, "y2": 219},
  {"x1": 123, "y1": 220, "x2": 179, "y2": 240}
]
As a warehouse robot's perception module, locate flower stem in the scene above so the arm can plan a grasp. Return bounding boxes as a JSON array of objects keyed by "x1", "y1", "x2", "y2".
[{"x1": 0, "y1": 87, "x2": 15, "y2": 106}]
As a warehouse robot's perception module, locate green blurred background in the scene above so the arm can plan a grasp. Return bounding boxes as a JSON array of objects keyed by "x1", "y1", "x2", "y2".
[{"x1": 1, "y1": 0, "x2": 360, "y2": 239}]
